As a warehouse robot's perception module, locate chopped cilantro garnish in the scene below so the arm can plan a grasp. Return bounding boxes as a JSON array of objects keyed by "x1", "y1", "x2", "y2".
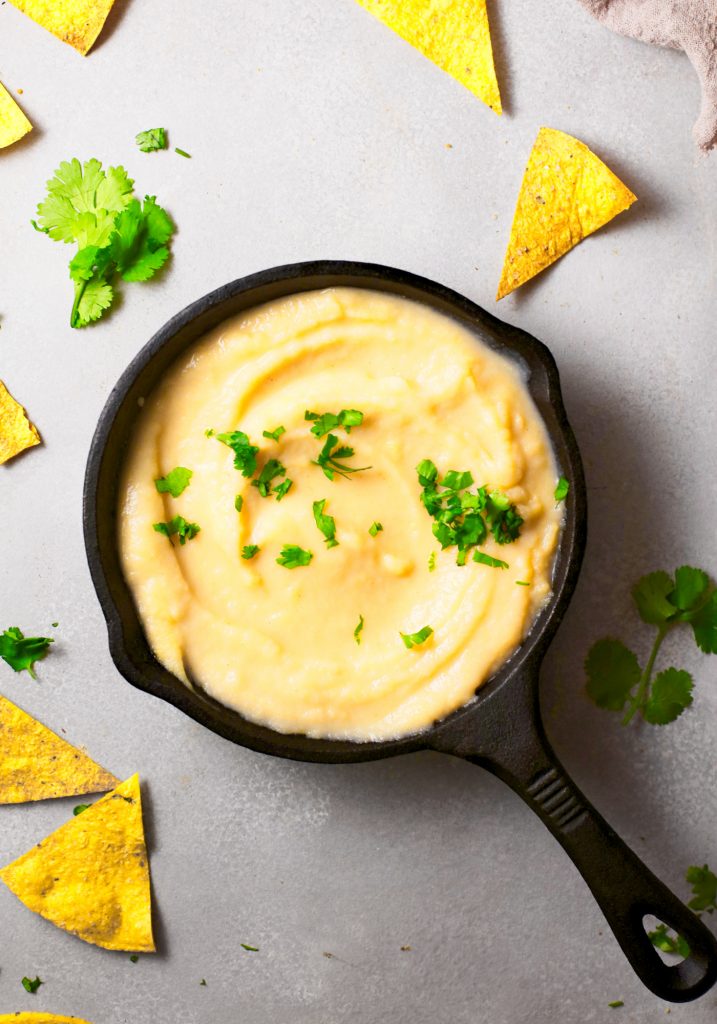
[
  {"x1": 216, "y1": 430, "x2": 259, "y2": 477},
  {"x1": 313, "y1": 499, "x2": 338, "y2": 548},
  {"x1": 0, "y1": 627, "x2": 53, "y2": 678},
  {"x1": 515, "y1": 580, "x2": 530, "y2": 586},
  {"x1": 274, "y1": 479, "x2": 293, "y2": 501},
  {"x1": 241, "y1": 943, "x2": 259, "y2": 952},
  {"x1": 607, "y1": 1001, "x2": 624, "y2": 1009},
  {"x1": 241, "y1": 545, "x2": 260, "y2": 560},
  {"x1": 153, "y1": 515, "x2": 200, "y2": 545},
  {"x1": 252, "y1": 458, "x2": 287, "y2": 498},
  {"x1": 175, "y1": 147, "x2": 192, "y2": 158},
  {"x1": 155, "y1": 466, "x2": 192, "y2": 498},
  {"x1": 368, "y1": 521, "x2": 383, "y2": 537},
  {"x1": 648, "y1": 923, "x2": 690, "y2": 957},
  {"x1": 129, "y1": 954, "x2": 139, "y2": 963},
  {"x1": 200, "y1": 979, "x2": 207, "y2": 986},
  {"x1": 262, "y1": 425, "x2": 286, "y2": 441},
  {"x1": 314, "y1": 433, "x2": 371, "y2": 481},
  {"x1": 473, "y1": 551, "x2": 509, "y2": 569},
  {"x1": 586, "y1": 566, "x2": 717, "y2": 726},
  {"x1": 22, "y1": 976, "x2": 42, "y2": 994},
  {"x1": 354, "y1": 614, "x2": 364, "y2": 645},
  {"x1": 428, "y1": 551, "x2": 436, "y2": 572},
  {"x1": 686, "y1": 864, "x2": 717, "y2": 913},
  {"x1": 73, "y1": 804, "x2": 90, "y2": 816},
  {"x1": 205, "y1": 428, "x2": 215, "y2": 437},
  {"x1": 136, "y1": 128, "x2": 167, "y2": 153},
  {"x1": 305, "y1": 408, "x2": 364, "y2": 438},
  {"x1": 400, "y1": 625, "x2": 433, "y2": 649},
  {"x1": 235, "y1": 494, "x2": 243, "y2": 512},
  {"x1": 554, "y1": 476, "x2": 569, "y2": 502},
  {"x1": 276, "y1": 545, "x2": 313, "y2": 569}
]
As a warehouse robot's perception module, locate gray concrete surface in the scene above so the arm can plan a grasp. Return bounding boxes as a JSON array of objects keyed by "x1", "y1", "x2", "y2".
[{"x1": 1, "y1": 0, "x2": 716, "y2": 1020}]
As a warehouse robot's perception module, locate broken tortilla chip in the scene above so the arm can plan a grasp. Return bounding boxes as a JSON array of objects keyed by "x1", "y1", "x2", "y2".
[
  {"x1": 7, "y1": 0, "x2": 116, "y2": 55},
  {"x1": 0, "y1": 1016, "x2": 94, "y2": 1024},
  {"x1": 0, "y1": 82, "x2": 32, "y2": 149},
  {"x1": 356, "y1": 0, "x2": 501, "y2": 114},
  {"x1": 0, "y1": 774, "x2": 155, "y2": 952},
  {"x1": 0, "y1": 695, "x2": 119, "y2": 804},
  {"x1": 497, "y1": 127, "x2": 636, "y2": 300},
  {"x1": 0, "y1": 381, "x2": 41, "y2": 465}
]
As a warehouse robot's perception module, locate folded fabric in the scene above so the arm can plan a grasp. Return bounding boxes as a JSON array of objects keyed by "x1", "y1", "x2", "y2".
[{"x1": 577, "y1": 0, "x2": 717, "y2": 150}]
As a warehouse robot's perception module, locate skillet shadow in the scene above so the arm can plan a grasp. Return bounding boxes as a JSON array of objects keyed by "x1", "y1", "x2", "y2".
[
  {"x1": 298, "y1": 356, "x2": 709, "y2": 900},
  {"x1": 139, "y1": 778, "x2": 170, "y2": 958},
  {"x1": 486, "y1": 0, "x2": 512, "y2": 117},
  {"x1": 91, "y1": 0, "x2": 132, "y2": 52}
]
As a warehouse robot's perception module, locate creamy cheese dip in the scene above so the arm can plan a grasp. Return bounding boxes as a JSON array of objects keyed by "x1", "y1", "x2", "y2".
[{"x1": 118, "y1": 288, "x2": 562, "y2": 740}]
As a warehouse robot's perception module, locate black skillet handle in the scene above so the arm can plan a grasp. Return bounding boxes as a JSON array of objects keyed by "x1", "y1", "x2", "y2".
[{"x1": 430, "y1": 665, "x2": 717, "y2": 1003}]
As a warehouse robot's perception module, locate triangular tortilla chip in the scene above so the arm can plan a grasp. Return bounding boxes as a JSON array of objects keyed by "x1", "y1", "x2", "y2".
[
  {"x1": 0, "y1": 774, "x2": 155, "y2": 952},
  {"x1": 0, "y1": 381, "x2": 41, "y2": 465},
  {"x1": 8, "y1": 0, "x2": 116, "y2": 55},
  {"x1": 0, "y1": 82, "x2": 32, "y2": 149},
  {"x1": 356, "y1": 0, "x2": 501, "y2": 114},
  {"x1": 0, "y1": 1016, "x2": 93, "y2": 1023},
  {"x1": 497, "y1": 127, "x2": 636, "y2": 299},
  {"x1": 0, "y1": 695, "x2": 119, "y2": 804}
]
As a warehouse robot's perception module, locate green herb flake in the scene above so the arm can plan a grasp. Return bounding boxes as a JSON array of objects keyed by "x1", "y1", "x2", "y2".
[
  {"x1": 241, "y1": 545, "x2": 260, "y2": 560},
  {"x1": 136, "y1": 128, "x2": 168, "y2": 153},
  {"x1": 274, "y1": 479, "x2": 293, "y2": 502},
  {"x1": 686, "y1": 864, "x2": 717, "y2": 914},
  {"x1": 354, "y1": 614, "x2": 364, "y2": 645},
  {"x1": 22, "y1": 976, "x2": 42, "y2": 994},
  {"x1": 368, "y1": 521, "x2": 383, "y2": 538},
  {"x1": 554, "y1": 476, "x2": 570, "y2": 502},
  {"x1": 235, "y1": 494, "x2": 243, "y2": 513},
  {"x1": 400, "y1": 625, "x2": 434, "y2": 650},
  {"x1": 241, "y1": 943, "x2": 259, "y2": 952},
  {"x1": 216, "y1": 430, "x2": 259, "y2": 477},
  {"x1": 607, "y1": 1001, "x2": 624, "y2": 1009},
  {"x1": 155, "y1": 466, "x2": 193, "y2": 498},
  {"x1": 205, "y1": 428, "x2": 215, "y2": 437},
  {"x1": 515, "y1": 580, "x2": 530, "y2": 586},
  {"x1": 153, "y1": 515, "x2": 201, "y2": 545},
  {"x1": 428, "y1": 552, "x2": 436, "y2": 572},
  {"x1": 648, "y1": 923, "x2": 690, "y2": 958},
  {"x1": 129, "y1": 954, "x2": 139, "y2": 963},
  {"x1": 73, "y1": 804, "x2": 91, "y2": 816},
  {"x1": 200, "y1": 979, "x2": 207, "y2": 986},
  {"x1": 305, "y1": 408, "x2": 364, "y2": 438},
  {"x1": 251, "y1": 458, "x2": 287, "y2": 498},
  {"x1": 175, "y1": 147, "x2": 192, "y2": 159},
  {"x1": 313, "y1": 499, "x2": 338, "y2": 548},
  {"x1": 473, "y1": 551, "x2": 509, "y2": 569},
  {"x1": 262, "y1": 425, "x2": 286, "y2": 441},
  {"x1": 277, "y1": 545, "x2": 313, "y2": 569},
  {"x1": 0, "y1": 627, "x2": 54, "y2": 678}
]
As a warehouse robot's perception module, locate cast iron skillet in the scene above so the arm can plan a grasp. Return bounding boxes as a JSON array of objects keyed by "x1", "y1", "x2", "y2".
[{"x1": 84, "y1": 261, "x2": 717, "y2": 1002}]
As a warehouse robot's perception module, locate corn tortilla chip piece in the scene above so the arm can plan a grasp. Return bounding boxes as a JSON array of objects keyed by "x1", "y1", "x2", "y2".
[
  {"x1": 0, "y1": 82, "x2": 32, "y2": 149},
  {"x1": 356, "y1": 0, "x2": 501, "y2": 114},
  {"x1": 497, "y1": 127, "x2": 637, "y2": 300},
  {"x1": 0, "y1": 1016, "x2": 94, "y2": 1023},
  {"x1": 8, "y1": 0, "x2": 116, "y2": 55},
  {"x1": 0, "y1": 381, "x2": 41, "y2": 465},
  {"x1": 0, "y1": 774, "x2": 155, "y2": 952},
  {"x1": 0, "y1": 695, "x2": 119, "y2": 804}
]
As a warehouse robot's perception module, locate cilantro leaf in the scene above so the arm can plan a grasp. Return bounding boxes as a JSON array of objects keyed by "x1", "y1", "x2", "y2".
[
  {"x1": 107, "y1": 196, "x2": 174, "y2": 283},
  {"x1": 252, "y1": 458, "x2": 287, "y2": 498},
  {"x1": 305, "y1": 408, "x2": 363, "y2": 438},
  {"x1": 153, "y1": 515, "x2": 200, "y2": 545},
  {"x1": 648, "y1": 923, "x2": 691, "y2": 958},
  {"x1": 686, "y1": 865, "x2": 717, "y2": 914},
  {"x1": 155, "y1": 467, "x2": 192, "y2": 498},
  {"x1": 473, "y1": 551, "x2": 509, "y2": 569},
  {"x1": 313, "y1": 499, "x2": 338, "y2": 548},
  {"x1": 35, "y1": 158, "x2": 134, "y2": 246},
  {"x1": 354, "y1": 614, "x2": 364, "y2": 644},
  {"x1": 632, "y1": 572, "x2": 676, "y2": 625},
  {"x1": 554, "y1": 476, "x2": 569, "y2": 501},
  {"x1": 585, "y1": 638, "x2": 640, "y2": 712},
  {"x1": 241, "y1": 545, "x2": 260, "y2": 560},
  {"x1": 643, "y1": 668, "x2": 693, "y2": 725},
  {"x1": 216, "y1": 431, "x2": 259, "y2": 477},
  {"x1": 74, "y1": 277, "x2": 114, "y2": 328},
  {"x1": 263, "y1": 426, "x2": 286, "y2": 441},
  {"x1": 0, "y1": 627, "x2": 54, "y2": 678},
  {"x1": 73, "y1": 804, "x2": 91, "y2": 816},
  {"x1": 400, "y1": 625, "x2": 433, "y2": 649},
  {"x1": 276, "y1": 545, "x2": 313, "y2": 569},
  {"x1": 670, "y1": 566, "x2": 709, "y2": 613},
  {"x1": 136, "y1": 128, "x2": 168, "y2": 153},
  {"x1": 368, "y1": 521, "x2": 383, "y2": 537},
  {"x1": 274, "y1": 479, "x2": 293, "y2": 501},
  {"x1": 691, "y1": 592, "x2": 717, "y2": 654},
  {"x1": 21, "y1": 976, "x2": 42, "y2": 994}
]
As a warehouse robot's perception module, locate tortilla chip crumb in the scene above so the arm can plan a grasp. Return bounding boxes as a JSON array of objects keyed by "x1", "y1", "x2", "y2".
[{"x1": 0, "y1": 381, "x2": 41, "y2": 465}]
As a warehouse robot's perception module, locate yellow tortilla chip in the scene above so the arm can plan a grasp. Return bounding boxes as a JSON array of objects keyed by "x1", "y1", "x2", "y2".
[
  {"x1": 0, "y1": 82, "x2": 32, "y2": 148},
  {"x1": 8, "y1": 0, "x2": 115, "y2": 55},
  {"x1": 497, "y1": 127, "x2": 637, "y2": 300},
  {"x1": 0, "y1": 381, "x2": 41, "y2": 465},
  {"x1": 0, "y1": 695, "x2": 119, "y2": 804},
  {"x1": 0, "y1": 774, "x2": 155, "y2": 952},
  {"x1": 356, "y1": 0, "x2": 501, "y2": 114},
  {"x1": 0, "y1": 1016, "x2": 93, "y2": 1023}
]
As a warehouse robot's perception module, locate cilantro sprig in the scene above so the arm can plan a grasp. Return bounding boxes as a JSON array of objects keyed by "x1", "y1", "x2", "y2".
[
  {"x1": 0, "y1": 627, "x2": 54, "y2": 678},
  {"x1": 416, "y1": 459, "x2": 523, "y2": 566},
  {"x1": 276, "y1": 545, "x2": 313, "y2": 569},
  {"x1": 153, "y1": 515, "x2": 201, "y2": 545},
  {"x1": 586, "y1": 566, "x2": 717, "y2": 725},
  {"x1": 252, "y1": 458, "x2": 287, "y2": 498},
  {"x1": 305, "y1": 409, "x2": 363, "y2": 438},
  {"x1": 314, "y1": 433, "x2": 371, "y2": 481},
  {"x1": 33, "y1": 158, "x2": 175, "y2": 328}
]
